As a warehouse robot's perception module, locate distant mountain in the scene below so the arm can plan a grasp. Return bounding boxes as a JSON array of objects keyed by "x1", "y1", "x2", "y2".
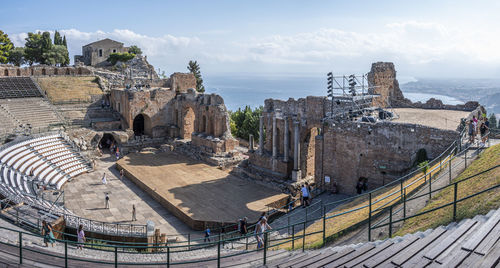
[{"x1": 400, "y1": 78, "x2": 500, "y2": 115}]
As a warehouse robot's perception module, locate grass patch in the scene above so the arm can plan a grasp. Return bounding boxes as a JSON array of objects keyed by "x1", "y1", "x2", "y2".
[
  {"x1": 36, "y1": 76, "x2": 102, "y2": 103},
  {"x1": 395, "y1": 144, "x2": 500, "y2": 236},
  {"x1": 277, "y1": 154, "x2": 451, "y2": 250}
]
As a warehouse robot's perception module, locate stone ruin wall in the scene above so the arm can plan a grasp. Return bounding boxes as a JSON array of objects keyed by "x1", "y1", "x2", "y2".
[
  {"x1": 316, "y1": 121, "x2": 459, "y2": 194},
  {"x1": 110, "y1": 74, "x2": 237, "y2": 155},
  {"x1": 368, "y1": 62, "x2": 479, "y2": 111},
  {"x1": 0, "y1": 64, "x2": 92, "y2": 77}
]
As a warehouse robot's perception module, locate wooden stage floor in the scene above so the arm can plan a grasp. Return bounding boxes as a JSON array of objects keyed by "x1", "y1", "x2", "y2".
[{"x1": 116, "y1": 151, "x2": 287, "y2": 230}]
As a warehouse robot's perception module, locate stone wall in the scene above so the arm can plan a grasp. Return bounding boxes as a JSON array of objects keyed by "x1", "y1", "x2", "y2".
[
  {"x1": 367, "y1": 62, "x2": 479, "y2": 111},
  {"x1": 315, "y1": 120, "x2": 459, "y2": 195},
  {"x1": 0, "y1": 64, "x2": 92, "y2": 77},
  {"x1": 110, "y1": 77, "x2": 237, "y2": 155}
]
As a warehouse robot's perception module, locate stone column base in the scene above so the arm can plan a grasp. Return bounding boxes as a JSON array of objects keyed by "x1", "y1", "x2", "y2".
[{"x1": 292, "y1": 170, "x2": 301, "y2": 181}]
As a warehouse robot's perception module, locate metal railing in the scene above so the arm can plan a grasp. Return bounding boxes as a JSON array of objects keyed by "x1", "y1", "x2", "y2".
[
  {"x1": 0, "y1": 169, "x2": 497, "y2": 267},
  {"x1": 0, "y1": 131, "x2": 496, "y2": 266}
]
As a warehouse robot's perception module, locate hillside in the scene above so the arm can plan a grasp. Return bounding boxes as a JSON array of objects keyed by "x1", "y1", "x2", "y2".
[
  {"x1": 35, "y1": 76, "x2": 103, "y2": 103},
  {"x1": 395, "y1": 144, "x2": 500, "y2": 235}
]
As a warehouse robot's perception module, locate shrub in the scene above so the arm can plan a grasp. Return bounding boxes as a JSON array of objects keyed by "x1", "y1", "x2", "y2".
[{"x1": 107, "y1": 52, "x2": 135, "y2": 65}]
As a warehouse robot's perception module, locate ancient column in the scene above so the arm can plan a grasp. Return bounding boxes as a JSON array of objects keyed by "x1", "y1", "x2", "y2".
[
  {"x1": 283, "y1": 116, "x2": 289, "y2": 162},
  {"x1": 249, "y1": 134, "x2": 254, "y2": 152},
  {"x1": 259, "y1": 116, "x2": 264, "y2": 155},
  {"x1": 272, "y1": 116, "x2": 277, "y2": 158},
  {"x1": 292, "y1": 121, "x2": 301, "y2": 181}
]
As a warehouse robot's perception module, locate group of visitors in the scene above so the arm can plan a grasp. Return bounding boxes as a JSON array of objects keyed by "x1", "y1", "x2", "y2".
[
  {"x1": 468, "y1": 115, "x2": 490, "y2": 146},
  {"x1": 355, "y1": 177, "x2": 368, "y2": 195},
  {"x1": 41, "y1": 221, "x2": 86, "y2": 250}
]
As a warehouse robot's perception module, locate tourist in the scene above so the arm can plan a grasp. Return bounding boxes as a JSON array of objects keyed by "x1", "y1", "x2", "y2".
[
  {"x1": 115, "y1": 147, "x2": 120, "y2": 160},
  {"x1": 473, "y1": 115, "x2": 478, "y2": 142},
  {"x1": 306, "y1": 182, "x2": 313, "y2": 203},
  {"x1": 301, "y1": 184, "x2": 310, "y2": 207},
  {"x1": 102, "y1": 173, "x2": 107, "y2": 184},
  {"x1": 204, "y1": 228, "x2": 211, "y2": 242},
  {"x1": 356, "y1": 180, "x2": 363, "y2": 194},
  {"x1": 101, "y1": 99, "x2": 105, "y2": 109},
  {"x1": 105, "y1": 193, "x2": 110, "y2": 209},
  {"x1": 132, "y1": 204, "x2": 137, "y2": 221},
  {"x1": 41, "y1": 220, "x2": 55, "y2": 247},
  {"x1": 255, "y1": 217, "x2": 272, "y2": 249},
  {"x1": 239, "y1": 217, "x2": 248, "y2": 236},
  {"x1": 77, "y1": 224, "x2": 85, "y2": 250},
  {"x1": 480, "y1": 118, "x2": 490, "y2": 146},
  {"x1": 259, "y1": 212, "x2": 267, "y2": 222},
  {"x1": 120, "y1": 169, "x2": 124, "y2": 180},
  {"x1": 468, "y1": 119, "x2": 474, "y2": 144}
]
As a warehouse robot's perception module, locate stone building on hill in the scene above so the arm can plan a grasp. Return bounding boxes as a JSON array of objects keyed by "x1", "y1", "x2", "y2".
[{"x1": 74, "y1": 38, "x2": 129, "y2": 66}]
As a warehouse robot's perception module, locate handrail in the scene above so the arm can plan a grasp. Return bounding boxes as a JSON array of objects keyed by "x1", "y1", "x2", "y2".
[{"x1": 0, "y1": 131, "x2": 492, "y2": 257}]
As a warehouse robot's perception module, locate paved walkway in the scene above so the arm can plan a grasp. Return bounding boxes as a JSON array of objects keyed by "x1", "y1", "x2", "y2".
[{"x1": 63, "y1": 151, "x2": 193, "y2": 240}]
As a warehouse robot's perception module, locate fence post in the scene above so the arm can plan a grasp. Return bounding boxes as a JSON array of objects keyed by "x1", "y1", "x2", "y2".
[
  {"x1": 263, "y1": 232, "x2": 268, "y2": 265},
  {"x1": 114, "y1": 246, "x2": 118, "y2": 268},
  {"x1": 188, "y1": 233, "x2": 191, "y2": 250},
  {"x1": 65, "y1": 241, "x2": 68, "y2": 268},
  {"x1": 167, "y1": 246, "x2": 170, "y2": 268},
  {"x1": 449, "y1": 157, "x2": 452, "y2": 183},
  {"x1": 288, "y1": 216, "x2": 291, "y2": 235},
  {"x1": 440, "y1": 156, "x2": 442, "y2": 172},
  {"x1": 292, "y1": 225, "x2": 295, "y2": 250},
  {"x1": 19, "y1": 232, "x2": 22, "y2": 264},
  {"x1": 217, "y1": 238, "x2": 221, "y2": 268},
  {"x1": 305, "y1": 206, "x2": 308, "y2": 225},
  {"x1": 322, "y1": 206, "x2": 326, "y2": 246},
  {"x1": 465, "y1": 149, "x2": 467, "y2": 168},
  {"x1": 389, "y1": 205, "x2": 393, "y2": 238},
  {"x1": 246, "y1": 236, "x2": 248, "y2": 250},
  {"x1": 368, "y1": 193, "x2": 372, "y2": 241},
  {"x1": 302, "y1": 221, "x2": 306, "y2": 252},
  {"x1": 403, "y1": 188, "x2": 407, "y2": 220},
  {"x1": 453, "y1": 183, "x2": 458, "y2": 222},
  {"x1": 400, "y1": 179, "x2": 403, "y2": 199},
  {"x1": 429, "y1": 173, "x2": 432, "y2": 200}
]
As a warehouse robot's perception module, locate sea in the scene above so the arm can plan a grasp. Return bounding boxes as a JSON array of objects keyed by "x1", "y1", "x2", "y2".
[{"x1": 203, "y1": 74, "x2": 463, "y2": 112}]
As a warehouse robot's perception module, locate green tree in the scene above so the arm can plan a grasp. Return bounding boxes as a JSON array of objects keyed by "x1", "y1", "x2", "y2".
[
  {"x1": 229, "y1": 106, "x2": 263, "y2": 141},
  {"x1": 62, "y1": 35, "x2": 67, "y2": 47},
  {"x1": 54, "y1": 31, "x2": 63, "y2": 45},
  {"x1": 490, "y1": 113, "x2": 497, "y2": 129},
  {"x1": 24, "y1": 31, "x2": 53, "y2": 65},
  {"x1": 24, "y1": 32, "x2": 43, "y2": 65},
  {"x1": 8, "y1": 47, "x2": 25, "y2": 66},
  {"x1": 43, "y1": 45, "x2": 68, "y2": 66},
  {"x1": 0, "y1": 30, "x2": 14, "y2": 64},
  {"x1": 187, "y1": 60, "x2": 205, "y2": 93},
  {"x1": 128, "y1": 45, "x2": 142, "y2": 55}
]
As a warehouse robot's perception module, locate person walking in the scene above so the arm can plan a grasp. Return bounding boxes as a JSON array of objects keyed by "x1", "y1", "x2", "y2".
[
  {"x1": 102, "y1": 173, "x2": 107, "y2": 185},
  {"x1": 115, "y1": 147, "x2": 120, "y2": 160},
  {"x1": 41, "y1": 220, "x2": 55, "y2": 247},
  {"x1": 132, "y1": 204, "x2": 137, "y2": 221},
  {"x1": 204, "y1": 228, "x2": 211, "y2": 242},
  {"x1": 105, "y1": 193, "x2": 110, "y2": 209},
  {"x1": 301, "y1": 184, "x2": 309, "y2": 207},
  {"x1": 239, "y1": 217, "x2": 248, "y2": 236},
  {"x1": 120, "y1": 169, "x2": 124, "y2": 180},
  {"x1": 255, "y1": 217, "x2": 272, "y2": 249},
  {"x1": 468, "y1": 119, "x2": 475, "y2": 144},
  {"x1": 481, "y1": 117, "x2": 490, "y2": 146},
  {"x1": 77, "y1": 224, "x2": 85, "y2": 250}
]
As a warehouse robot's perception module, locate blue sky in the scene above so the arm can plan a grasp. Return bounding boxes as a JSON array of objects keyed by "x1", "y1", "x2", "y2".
[{"x1": 2, "y1": 0, "x2": 500, "y2": 78}]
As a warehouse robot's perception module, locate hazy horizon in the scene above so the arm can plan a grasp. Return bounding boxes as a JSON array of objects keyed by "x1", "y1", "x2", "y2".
[{"x1": 2, "y1": 0, "x2": 500, "y2": 79}]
